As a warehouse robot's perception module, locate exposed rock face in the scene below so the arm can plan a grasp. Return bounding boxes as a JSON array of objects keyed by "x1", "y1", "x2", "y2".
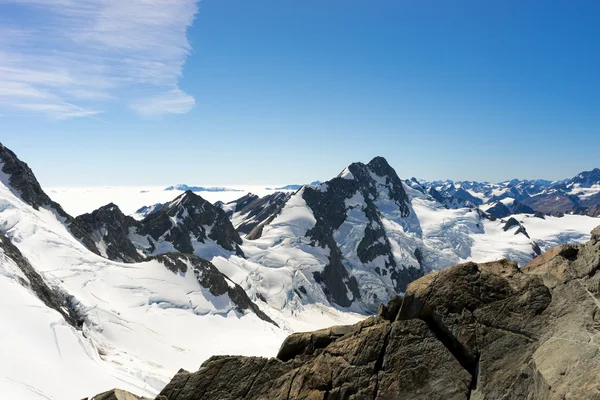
[
  {"x1": 245, "y1": 157, "x2": 424, "y2": 310},
  {"x1": 428, "y1": 185, "x2": 483, "y2": 209},
  {"x1": 149, "y1": 253, "x2": 276, "y2": 325},
  {"x1": 217, "y1": 192, "x2": 292, "y2": 235},
  {"x1": 512, "y1": 200, "x2": 536, "y2": 215},
  {"x1": 130, "y1": 227, "x2": 600, "y2": 400},
  {"x1": 90, "y1": 388, "x2": 151, "y2": 400},
  {"x1": 503, "y1": 217, "x2": 530, "y2": 238},
  {"x1": 487, "y1": 201, "x2": 535, "y2": 219},
  {"x1": 75, "y1": 203, "x2": 145, "y2": 262},
  {"x1": 0, "y1": 142, "x2": 101, "y2": 256},
  {"x1": 573, "y1": 204, "x2": 600, "y2": 217},
  {"x1": 77, "y1": 191, "x2": 245, "y2": 262},
  {"x1": 486, "y1": 201, "x2": 512, "y2": 218},
  {"x1": 216, "y1": 193, "x2": 258, "y2": 217},
  {"x1": 139, "y1": 191, "x2": 244, "y2": 257},
  {"x1": 133, "y1": 203, "x2": 165, "y2": 219},
  {"x1": 302, "y1": 157, "x2": 420, "y2": 307},
  {"x1": 569, "y1": 167, "x2": 600, "y2": 187},
  {"x1": 422, "y1": 168, "x2": 600, "y2": 218},
  {"x1": 521, "y1": 192, "x2": 579, "y2": 216},
  {"x1": 0, "y1": 233, "x2": 82, "y2": 328}
]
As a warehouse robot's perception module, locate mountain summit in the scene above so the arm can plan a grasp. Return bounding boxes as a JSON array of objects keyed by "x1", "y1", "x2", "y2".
[{"x1": 245, "y1": 156, "x2": 423, "y2": 310}]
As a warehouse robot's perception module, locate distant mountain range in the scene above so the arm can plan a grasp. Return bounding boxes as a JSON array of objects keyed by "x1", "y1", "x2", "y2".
[
  {"x1": 265, "y1": 181, "x2": 321, "y2": 191},
  {"x1": 1, "y1": 140, "x2": 600, "y2": 399},
  {"x1": 414, "y1": 168, "x2": 600, "y2": 217},
  {"x1": 164, "y1": 184, "x2": 243, "y2": 192}
]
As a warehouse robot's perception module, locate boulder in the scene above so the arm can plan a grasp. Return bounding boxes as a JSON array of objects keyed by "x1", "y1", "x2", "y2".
[{"x1": 93, "y1": 225, "x2": 600, "y2": 400}]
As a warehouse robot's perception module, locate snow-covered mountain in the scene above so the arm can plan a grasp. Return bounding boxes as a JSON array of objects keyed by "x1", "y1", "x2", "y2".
[
  {"x1": 421, "y1": 169, "x2": 600, "y2": 217},
  {"x1": 76, "y1": 191, "x2": 246, "y2": 263},
  {"x1": 164, "y1": 184, "x2": 242, "y2": 192},
  {"x1": 215, "y1": 191, "x2": 291, "y2": 235},
  {"x1": 76, "y1": 155, "x2": 600, "y2": 316},
  {"x1": 2, "y1": 141, "x2": 600, "y2": 399},
  {"x1": 265, "y1": 181, "x2": 321, "y2": 191},
  {"x1": 132, "y1": 202, "x2": 165, "y2": 220},
  {"x1": 0, "y1": 143, "x2": 363, "y2": 399}
]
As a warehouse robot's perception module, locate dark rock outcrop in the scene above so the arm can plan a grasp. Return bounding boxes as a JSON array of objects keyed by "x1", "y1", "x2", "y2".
[
  {"x1": 75, "y1": 204, "x2": 145, "y2": 263},
  {"x1": 572, "y1": 204, "x2": 600, "y2": 217},
  {"x1": 89, "y1": 389, "x2": 150, "y2": 400},
  {"x1": 0, "y1": 143, "x2": 101, "y2": 256},
  {"x1": 119, "y1": 228, "x2": 600, "y2": 399},
  {"x1": 218, "y1": 192, "x2": 292, "y2": 235},
  {"x1": 521, "y1": 192, "x2": 579, "y2": 216},
  {"x1": 512, "y1": 200, "x2": 536, "y2": 215},
  {"x1": 428, "y1": 184, "x2": 483, "y2": 209},
  {"x1": 149, "y1": 253, "x2": 275, "y2": 325},
  {"x1": 0, "y1": 233, "x2": 83, "y2": 328},
  {"x1": 486, "y1": 202, "x2": 512, "y2": 219},
  {"x1": 487, "y1": 201, "x2": 535, "y2": 219},
  {"x1": 93, "y1": 227, "x2": 600, "y2": 399},
  {"x1": 503, "y1": 217, "x2": 530, "y2": 238},
  {"x1": 140, "y1": 191, "x2": 244, "y2": 257},
  {"x1": 216, "y1": 193, "x2": 259, "y2": 218},
  {"x1": 303, "y1": 157, "x2": 419, "y2": 307},
  {"x1": 77, "y1": 191, "x2": 246, "y2": 262},
  {"x1": 134, "y1": 203, "x2": 165, "y2": 219}
]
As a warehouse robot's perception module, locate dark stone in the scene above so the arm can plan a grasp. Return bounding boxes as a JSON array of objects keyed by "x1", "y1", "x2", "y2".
[
  {"x1": 94, "y1": 228, "x2": 600, "y2": 399},
  {"x1": 134, "y1": 203, "x2": 165, "y2": 218},
  {"x1": 0, "y1": 142, "x2": 101, "y2": 256},
  {"x1": 90, "y1": 389, "x2": 149, "y2": 399},
  {"x1": 75, "y1": 203, "x2": 145, "y2": 263},
  {"x1": 487, "y1": 202, "x2": 512, "y2": 219},
  {"x1": 512, "y1": 201, "x2": 536, "y2": 215},
  {"x1": 140, "y1": 191, "x2": 244, "y2": 257},
  {"x1": 520, "y1": 192, "x2": 579, "y2": 215},
  {"x1": 303, "y1": 157, "x2": 421, "y2": 307},
  {"x1": 147, "y1": 253, "x2": 276, "y2": 326},
  {"x1": 0, "y1": 233, "x2": 83, "y2": 328},
  {"x1": 502, "y1": 217, "x2": 530, "y2": 238},
  {"x1": 220, "y1": 192, "x2": 292, "y2": 235}
]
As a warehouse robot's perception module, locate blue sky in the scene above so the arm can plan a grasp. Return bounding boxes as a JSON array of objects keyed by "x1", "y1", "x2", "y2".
[{"x1": 1, "y1": 0, "x2": 599, "y2": 186}]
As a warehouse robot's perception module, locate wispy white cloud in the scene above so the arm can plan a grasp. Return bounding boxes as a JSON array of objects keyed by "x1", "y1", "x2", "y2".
[
  {"x1": 0, "y1": 0, "x2": 198, "y2": 119},
  {"x1": 133, "y1": 89, "x2": 195, "y2": 116}
]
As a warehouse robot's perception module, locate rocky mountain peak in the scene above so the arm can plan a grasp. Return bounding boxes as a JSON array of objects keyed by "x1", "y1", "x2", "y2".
[
  {"x1": 104, "y1": 227, "x2": 600, "y2": 400},
  {"x1": 342, "y1": 157, "x2": 411, "y2": 217},
  {"x1": 250, "y1": 157, "x2": 422, "y2": 309},
  {"x1": 0, "y1": 143, "x2": 57, "y2": 211},
  {"x1": 0, "y1": 143, "x2": 102, "y2": 256},
  {"x1": 366, "y1": 155, "x2": 394, "y2": 175},
  {"x1": 219, "y1": 191, "x2": 292, "y2": 235},
  {"x1": 570, "y1": 167, "x2": 600, "y2": 187},
  {"x1": 140, "y1": 190, "x2": 244, "y2": 257},
  {"x1": 148, "y1": 253, "x2": 275, "y2": 325},
  {"x1": 75, "y1": 204, "x2": 144, "y2": 263}
]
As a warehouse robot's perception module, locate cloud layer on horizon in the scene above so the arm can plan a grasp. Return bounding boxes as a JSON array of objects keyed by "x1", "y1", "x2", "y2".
[{"x1": 0, "y1": 0, "x2": 198, "y2": 119}]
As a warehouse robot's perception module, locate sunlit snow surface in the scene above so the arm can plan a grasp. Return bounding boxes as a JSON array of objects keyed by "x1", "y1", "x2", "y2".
[
  {"x1": 2, "y1": 182, "x2": 599, "y2": 399},
  {"x1": 0, "y1": 183, "x2": 362, "y2": 399}
]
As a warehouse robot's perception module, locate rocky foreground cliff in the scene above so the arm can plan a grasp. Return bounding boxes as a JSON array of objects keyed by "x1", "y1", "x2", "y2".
[{"x1": 94, "y1": 225, "x2": 600, "y2": 399}]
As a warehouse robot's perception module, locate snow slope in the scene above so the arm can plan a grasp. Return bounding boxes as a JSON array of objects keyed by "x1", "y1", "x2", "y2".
[
  {"x1": 0, "y1": 265, "x2": 154, "y2": 399},
  {"x1": 6, "y1": 149, "x2": 599, "y2": 399},
  {"x1": 0, "y1": 181, "x2": 289, "y2": 398}
]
